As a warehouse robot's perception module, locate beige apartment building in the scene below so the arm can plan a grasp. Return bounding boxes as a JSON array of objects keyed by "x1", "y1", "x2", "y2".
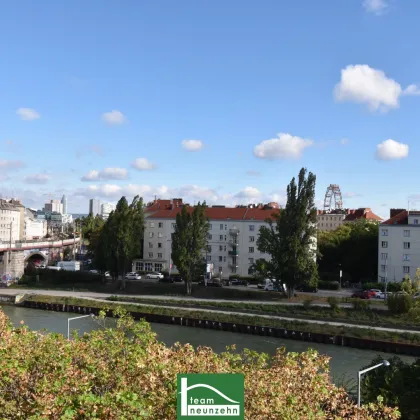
[
  {"x1": 317, "y1": 208, "x2": 382, "y2": 231},
  {"x1": 378, "y1": 209, "x2": 420, "y2": 284}
]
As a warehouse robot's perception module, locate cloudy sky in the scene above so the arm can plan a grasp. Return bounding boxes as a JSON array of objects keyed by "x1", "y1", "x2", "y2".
[{"x1": 0, "y1": 0, "x2": 418, "y2": 217}]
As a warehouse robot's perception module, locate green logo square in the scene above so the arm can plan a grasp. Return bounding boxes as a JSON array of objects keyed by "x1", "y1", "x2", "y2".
[{"x1": 177, "y1": 373, "x2": 244, "y2": 419}]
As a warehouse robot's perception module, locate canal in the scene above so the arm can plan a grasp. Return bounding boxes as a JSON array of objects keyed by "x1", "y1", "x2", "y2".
[{"x1": 1, "y1": 305, "x2": 415, "y2": 384}]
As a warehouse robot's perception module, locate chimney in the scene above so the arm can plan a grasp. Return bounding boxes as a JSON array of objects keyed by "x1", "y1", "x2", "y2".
[{"x1": 390, "y1": 208, "x2": 406, "y2": 218}]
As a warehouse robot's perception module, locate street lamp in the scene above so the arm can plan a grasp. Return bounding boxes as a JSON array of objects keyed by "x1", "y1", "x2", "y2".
[
  {"x1": 357, "y1": 360, "x2": 390, "y2": 408},
  {"x1": 67, "y1": 314, "x2": 95, "y2": 339}
]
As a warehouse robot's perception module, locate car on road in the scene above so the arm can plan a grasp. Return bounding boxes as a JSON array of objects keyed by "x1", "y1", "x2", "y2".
[
  {"x1": 104, "y1": 271, "x2": 112, "y2": 279},
  {"x1": 230, "y1": 278, "x2": 249, "y2": 286},
  {"x1": 170, "y1": 275, "x2": 183, "y2": 283},
  {"x1": 125, "y1": 272, "x2": 141, "y2": 280},
  {"x1": 89, "y1": 269, "x2": 99, "y2": 274},
  {"x1": 368, "y1": 289, "x2": 382, "y2": 297},
  {"x1": 374, "y1": 291, "x2": 389, "y2": 299},
  {"x1": 199, "y1": 278, "x2": 223, "y2": 287},
  {"x1": 146, "y1": 272, "x2": 164, "y2": 280},
  {"x1": 296, "y1": 284, "x2": 318, "y2": 293},
  {"x1": 351, "y1": 290, "x2": 376, "y2": 299}
]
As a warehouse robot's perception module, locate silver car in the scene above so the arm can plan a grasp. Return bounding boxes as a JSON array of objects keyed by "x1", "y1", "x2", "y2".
[{"x1": 125, "y1": 272, "x2": 141, "y2": 280}]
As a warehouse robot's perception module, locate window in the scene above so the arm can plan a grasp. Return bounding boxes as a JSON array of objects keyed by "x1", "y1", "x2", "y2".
[
  {"x1": 149, "y1": 232, "x2": 154, "y2": 238},
  {"x1": 135, "y1": 262, "x2": 144, "y2": 271},
  {"x1": 415, "y1": 219, "x2": 419, "y2": 225},
  {"x1": 155, "y1": 263, "x2": 162, "y2": 271},
  {"x1": 158, "y1": 222, "x2": 163, "y2": 228},
  {"x1": 148, "y1": 252, "x2": 153, "y2": 258},
  {"x1": 158, "y1": 232, "x2": 163, "y2": 238},
  {"x1": 249, "y1": 236, "x2": 255, "y2": 242},
  {"x1": 403, "y1": 254, "x2": 410, "y2": 261},
  {"x1": 403, "y1": 266, "x2": 410, "y2": 274},
  {"x1": 225, "y1": 224, "x2": 228, "y2": 230},
  {"x1": 148, "y1": 242, "x2": 153, "y2": 248},
  {"x1": 404, "y1": 230, "x2": 410, "y2": 237},
  {"x1": 232, "y1": 267, "x2": 237, "y2": 274},
  {"x1": 404, "y1": 242, "x2": 411, "y2": 249},
  {"x1": 381, "y1": 229, "x2": 388, "y2": 236},
  {"x1": 223, "y1": 256, "x2": 226, "y2": 262},
  {"x1": 158, "y1": 253, "x2": 163, "y2": 259},
  {"x1": 219, "y1": 245, "x2": 223, "y2": 251},
  {"x1": 219, "y1": 266, "x2": 222, "y2": 272},
  {"x1": 380, "y1": 265, "x2": 386, "y2": 272},
  {"x1": 381, "y1": 241, "x2": 388, "y2": 248},
  {"x1": 249, "y1": 225, "x2": 255, "y2": 231},
  {"x1": 219, "y1": 256, "x2": 223, "y2": 262},
  {"x1": 158, "y1": 243, "x2": 162, "y2": 248},
  {"x1": 248, "y1": 267, "x2": 254, "y2": 275},
  {"x1": 220, "y1": 224, "x2": 223, "y2": 230},
  {"x1": 145, "y1": 262, "x2": 153, "y2": 271},
  {"x1": 380, "y1": 276, "x2": 386, "y2": 282},
  {"x1": 150, "y1": 222, "x2": 155, "y2": 228},
  {"x1": 224, "y1": 245, "x2": 227, "y2": 251},
  {"x1": 381, "y1": 253, "x2": 388, "y2": 260},
  {"x1": 207, "y1": 234, "x2": 212, "y2": 240},
  {"x1": 207, "y1": 255, "x2": 212, "y2": 262},
  {"x1": 248, "y1": 258, "x2": 254, "y2": 264},
  {"x1": 219, "y1": 235, "x2": 223, "y2": 241},
  {"x1": 209, "y1": 224, "x2": 212, "y2": 230},
  {"x1": 171, "y1": 223, "x2": 176, "y2": 229},
  {"x1": 249, "y1": 247, "x2": 254, "y2": 253},
  {"x1": 224, "y1": 235, "x2": 227, "y2": 241},
  {"x1": 207, "y1": 245, "x2": 212, "y2": 253}
]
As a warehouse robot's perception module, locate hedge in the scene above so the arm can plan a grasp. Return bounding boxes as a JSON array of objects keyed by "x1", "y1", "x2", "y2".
[
  {"x1": 318, "y1": 280, "x2": 340, "y2": 290},
  {"x1": 361, "y1": 282, "x2": 402, "y2": 292},
  {"x1": 27, "y1": 269, "x2": 102, "y2": 284}
]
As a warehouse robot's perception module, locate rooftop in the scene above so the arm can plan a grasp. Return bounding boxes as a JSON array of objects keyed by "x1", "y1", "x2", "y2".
[{"x1": 344, "y1": 208, "x2": 383, "y2": 222}]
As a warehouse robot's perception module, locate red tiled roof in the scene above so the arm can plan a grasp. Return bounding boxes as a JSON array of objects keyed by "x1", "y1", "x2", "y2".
[
  {"x1": 344, "y1": 208, "x2": 383, "y2": 222},
  {"x1": 147, "y1": 205, "x2": 280, "y2": 221},
  {"x1": 381, "y1": 210, "x2": 408, "y2": 225}
]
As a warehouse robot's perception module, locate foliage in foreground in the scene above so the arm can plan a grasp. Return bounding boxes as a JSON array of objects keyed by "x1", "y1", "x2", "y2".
[{"x1": 0, "y1": 309, "x2": 399, "y2": 419}]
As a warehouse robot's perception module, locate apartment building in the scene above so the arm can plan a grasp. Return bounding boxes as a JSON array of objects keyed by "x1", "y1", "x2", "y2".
[
  {"x1": 133, "y1": 199, "x2": 283, "y2": 277},
  {"x1": 44, "y1": 199, "x2": 63, "y2": 214},
  {"x1": 317, "y1": 208, "x2": 382, "y2": 231},
  {"x1": 378, "y1": 209, "x2": 420, "y2": 283},
  {"x1": 0, "y1": 201, "x2": 21, "y2": 242},
  {"x1": 89, "y1": 199, "x2": 101, "y2": 216}
]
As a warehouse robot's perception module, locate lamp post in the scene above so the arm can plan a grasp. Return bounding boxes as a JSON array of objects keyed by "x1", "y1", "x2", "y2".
[
  {"x1": 357, "y1": 360, "x2": 390, "y2": 408},
  {"x1": 67, "y1": 314, "x2": 94, "y2": 339}
]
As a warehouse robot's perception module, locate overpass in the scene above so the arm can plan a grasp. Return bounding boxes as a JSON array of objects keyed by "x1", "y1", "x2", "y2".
[{"x1": 0, "y1": 237, "x2": 81, "y2": 280}]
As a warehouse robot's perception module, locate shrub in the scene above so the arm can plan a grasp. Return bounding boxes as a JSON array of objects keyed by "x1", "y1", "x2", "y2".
[
  {"x1": 0, "y1": 309, "x2": 399, "y2": 419},
  {"x1": 362, "y1": 282, "x2": 384, "y2": 291},
  {"x1": 327, "y1": 296, "x2": 340, "y2": 312},
  {"x1": 37, "y1": 269, "x2": 102, "y2": 284},
  {"x1": 387, "y1": 282, "x2": 402, "y2": 293},
  {"x1": 302, "y1": 298, "x2": 314, "y2": 309},
  {"x1": 352, "y1": 299, "x2": 371, "y2": 311},
  {"x1": 387, "y1": 293, "x2": 413, "y2": 314},
  {"x1": 318, "y1": 280, "x2": 340, "y2": 290}
]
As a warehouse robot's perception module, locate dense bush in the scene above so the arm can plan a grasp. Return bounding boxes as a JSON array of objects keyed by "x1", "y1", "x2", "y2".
[
  {"x1": 37, "y1": 269, "x2": 102, "y2": 284},
  {"x1": 318, "y1": 280, "x2": 340, "y2": 290},
  {"x1": 352, "y1": 299, "x2": 371, "y2": 311},
  {"x1": 386, "y1": 282, "x2": 402, "y2": 293},
  {"x1": 0, "y1": 309, "x2": 398, "y2": 418},
  {"x1": 327, "y1": 296, "x2": 340, "y2": 311},
  {"x1": 302, "y1": 298, "x2": 314, "y2": 309},
  {"x1": 361, "y1": 282, "x2": 402, "y2": 292},
  {"x1": 387, "y1": 293, "x2": 413, "y2": 314}
]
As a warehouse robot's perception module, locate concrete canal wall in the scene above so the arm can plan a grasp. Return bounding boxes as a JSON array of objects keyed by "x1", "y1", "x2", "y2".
[{"x1": 20, "y1": 299, "x2": 420, "y2": 357}]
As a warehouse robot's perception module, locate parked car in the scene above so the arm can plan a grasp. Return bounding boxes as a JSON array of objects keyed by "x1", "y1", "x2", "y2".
[
  {"x1": 368, "y1": 289, "x2": 382, "y2": 297},
  {"x1": 125, "y1": 272, "x2": 141, "y2": 280},
  {"x1": 171, "y1": 275, "x2": 183, "y2": 283},
  {"x1": 104, "y1": 271, "x2": 112, "y2": 279},
  {"x1": 199, "y1": 278, "x2": 223, "y2": 287},
  {"x1": 351, "y1": 290, "x2": 376, "y2": 299},
  {"x1": 374, "y1": 291, "x2": 389, "y2": 299},
  {"x1": 146, "y1": 272, "x2": 164, "y2": 280},
  {"x1": 89, "y1": 269, "x2": 99, "y2": 274},
  {"x1": 159, "y1": 276, "x2": 174, "y2": 283},
  {"x1": 296, "y1": 284, "x2": 318, "y2": 293},
  {"x1": 230, "y1": 278, "x2": 249, "y2": 286}
]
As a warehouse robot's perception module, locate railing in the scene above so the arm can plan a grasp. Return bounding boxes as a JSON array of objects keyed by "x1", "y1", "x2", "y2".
[
  {"x1": 0, "y1": 237, "x2": 81, "y2": 251},
  {"x1": 229, "y1": 263, "x2": 239, "y2": 269},
  {"x1": 228, "y1": 250, "x2": 239, "y2": 256},
  {"x1": 229, "y1": 240, "x2": 238, "y2": 246},
  {"x1": 229, "y1": 229, "x2": 239, "y2": 235}
]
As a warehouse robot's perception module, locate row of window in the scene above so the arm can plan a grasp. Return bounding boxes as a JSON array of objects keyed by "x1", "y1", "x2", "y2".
[
  {"x1": 149, "y1": 221, "x2": 256, "y2": 232},
  {"x1": 207, "y1": 234, "x2": 255, "y2": 242},
  {"x1": 146, "y1": 252, "x2": 164, "y2": 259},
  {"x1": 380, "y1": 265, "x2": 410, "y2": 273},
  {"x1": 380, "y1": 253, "x2": 410, "y2": 261},
  {"x1": 381, "y1": 229, "x2": 413, "y2": 237},
  {"x1": 135, "y1": 262, "x2": 163, "y2": 272},
  {"x1": 148, "y1": 242, "x2": 163, "y2": 248},
  {"x1": 381, "y1": 241, "x2": 411, "y2": 249}
]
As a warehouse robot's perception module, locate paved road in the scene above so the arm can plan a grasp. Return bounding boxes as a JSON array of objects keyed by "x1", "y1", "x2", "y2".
[{"x1": 1, "y1": 288, "x2": 416, "y2": 335}]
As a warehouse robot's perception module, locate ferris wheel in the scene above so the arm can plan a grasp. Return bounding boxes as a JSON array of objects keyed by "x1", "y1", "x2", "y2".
[{"x1": 323, "y1": 184, "x2": 343, "y2": 211}]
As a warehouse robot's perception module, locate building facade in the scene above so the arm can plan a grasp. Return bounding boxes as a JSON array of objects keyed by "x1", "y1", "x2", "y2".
[
  {"x1": 317, "y1": 208, "x2": 383, "y2": 231},
  {"x1": 0, "y1": 201, "x2": 21, "y2": 243},
  {"x1": 44, "y1": 200, "x2": 63, "y2": 214},
  {"x1": 61, "y1": 195, "x2": 68, "y2": 214},
  {"x1": 378, "y1": 209, "x2": 420, "y2": 284},
  {"x1": 24, "y1": 209, "x2": 47, "y2": 239},
  {"x1": 89, "y1": 199, "x2": 101, "y2": 216},
  {"x1": 101, "y1": 202, "x2": 115, "y2": 219},
  {"x1": 133, "y1": 199, "x2": 316, "y2": 278}
]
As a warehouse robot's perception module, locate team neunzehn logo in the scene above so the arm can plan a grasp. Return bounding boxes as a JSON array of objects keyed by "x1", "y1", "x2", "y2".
[{"x1": 177, "y1": 374, "x2": 244, "y2": 419}]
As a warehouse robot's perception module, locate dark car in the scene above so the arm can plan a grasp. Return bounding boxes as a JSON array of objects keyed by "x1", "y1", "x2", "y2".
[
  {"x1": 159, "y1": 277, "x2": 174, "y2": 283},
  {"x1": 199, "y1": 278, "x2": 223, "y2": 287},
  {"x1": 170, "y1": 275, "x2": 183, "y2": 283},
  {"x1": 230, "y1": 278, "x2": 249, "y2": 286},
  {"x1": 351, "y1": 290, "x2": 375, "y2": 299},
  {"x1": 296, "y1": 284, "x2": 318, "y2": 293}
]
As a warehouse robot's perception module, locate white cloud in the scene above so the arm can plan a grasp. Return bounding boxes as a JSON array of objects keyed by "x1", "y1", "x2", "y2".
[
  {"x1": 363, "y1": 0, "x2": 388, "y2": 15},
  {"x1": 24, "y1": 173, "x2": 51, "y2": 184},
  {"x1": 131, "y1": 158, "x2": 155, "y2": 171},
  {"x1": 235, "y1": 187, "x2": 261, "y2": 199},
  {"x1": 102, "y1": 110, "x2": 127, "y2": 125},
  {"x1": 81, "y1": 167, "x2": 128, "y2": 182},
  {"x1": 334, "y1": 65, "x2": 402, "y2": 112},
  {"x1": 16, "y1": 108, "x2": 40, "y2": 121},
  {"x1": 253, "y1": 133, "x2": 313, "y2": 160},
  {"x1": 181, "y1": 139, "x2": 204, "y2": 151},
  {"x1": 403, "y1": 84, "x2": 420, "y2": 96},
  {"x1": 375, "y1": 139, "x2": 409, "y2": 160},
  {"x1": 0, "y1": 160, "x2": 25, "y2": 171}
]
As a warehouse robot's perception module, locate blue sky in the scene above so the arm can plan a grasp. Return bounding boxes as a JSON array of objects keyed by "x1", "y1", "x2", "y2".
[{"x1": 0, "y1": 0, "x2": 419, "y2": 217}]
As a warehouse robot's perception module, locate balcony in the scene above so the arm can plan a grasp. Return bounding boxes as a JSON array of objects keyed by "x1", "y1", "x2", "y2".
[
  {"x1": 229, "y1": 228, "x2": 239, "y2": 235},
  {"x1": 229, "y1": 263, "x2": 239, "y2": 269},
  {"x1": 229, "y1": 240, "x2": 238, "y2": 246},
  {"x1": 228, "y1": 250, "x2": 239, "y2": 256}
]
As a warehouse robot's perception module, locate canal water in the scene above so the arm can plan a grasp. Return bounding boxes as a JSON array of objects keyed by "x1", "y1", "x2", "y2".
[{"x1": 0, "y1": 305, "x2": 415, "y2": 385}]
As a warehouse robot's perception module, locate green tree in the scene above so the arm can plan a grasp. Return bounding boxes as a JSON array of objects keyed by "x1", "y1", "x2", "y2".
[
  {"x1": 258, "y1": 168, "x2": 318, "y2": 298},
  {"x1": 171, "y1": 202, "x2": 210, "y2": 295},
  {"x1": 63, "y1": 247, "x2": 72, "y2": 260},
  {"x1": 249, "y1": 258, "x2": 271, "y2": 280}
]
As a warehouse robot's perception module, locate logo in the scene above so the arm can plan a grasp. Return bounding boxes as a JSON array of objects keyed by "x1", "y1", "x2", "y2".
[{"x1": 177, "y1": 374, "x2": 244, "y2": 419}]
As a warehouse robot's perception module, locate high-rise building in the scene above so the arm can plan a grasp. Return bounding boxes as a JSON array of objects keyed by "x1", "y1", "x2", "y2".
[
  {"x1": 61, "y1": 195, "x2": 68, "y2": 214},
  {"x1": 101, "y1": 202, "x2": 115, "y2": 219},
  {"x1": 89, "y1": 199, "x2": 101, "y2": 216},
  {"x1": 44, "y1": 199, "x2": 63, "y2": 214}
]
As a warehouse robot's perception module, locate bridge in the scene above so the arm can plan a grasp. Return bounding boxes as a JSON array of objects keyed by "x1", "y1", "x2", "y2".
[{"x1": 0, "y1": 237, "x2": 81, "y2": 280}]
